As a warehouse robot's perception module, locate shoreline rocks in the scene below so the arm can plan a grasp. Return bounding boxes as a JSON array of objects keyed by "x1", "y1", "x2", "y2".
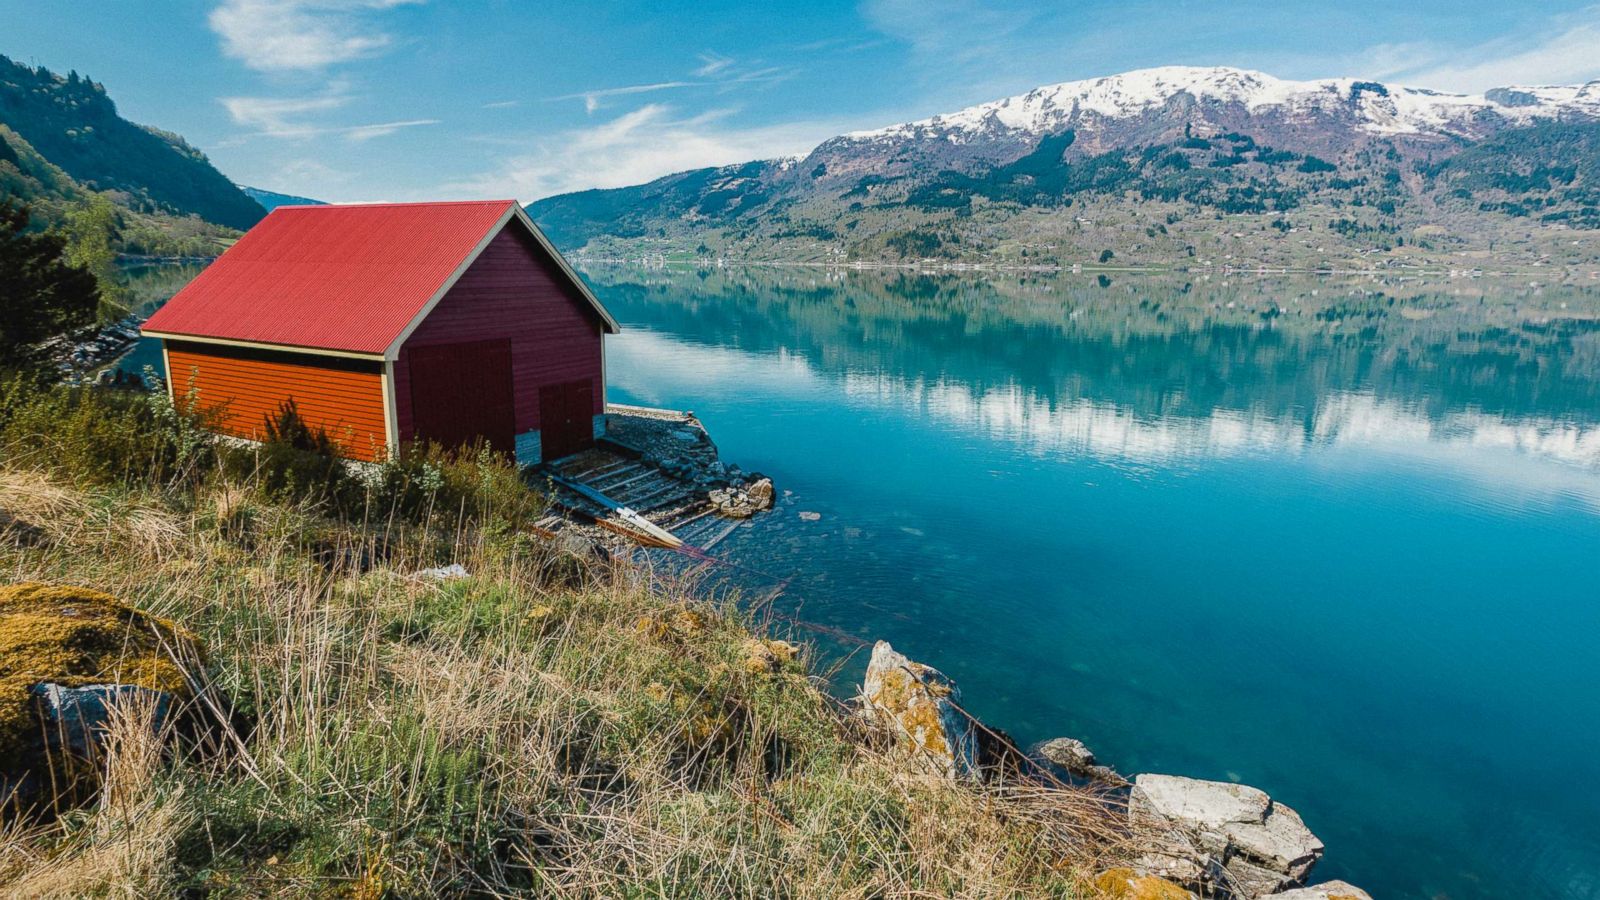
[
  {"x1": 856, "y1": 643, "x2": 1361, "y2": 900},
  {"x1": 1130, "y1": 774, "x2": 1324, "y2": 897}
]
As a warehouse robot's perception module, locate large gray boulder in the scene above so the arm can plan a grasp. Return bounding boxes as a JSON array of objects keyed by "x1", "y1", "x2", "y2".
[
  {"x1": 1131, "y1": 774, "x2": 1324, "y2": 898},
  {"x1": 859, "y1": 641, "x2": 981, "y2": 781}
]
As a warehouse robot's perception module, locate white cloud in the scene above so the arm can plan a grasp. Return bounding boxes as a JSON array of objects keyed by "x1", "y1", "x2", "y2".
[
  {"x1": 221, "y1": 93, "x2": 351, "y2": 133},
  {"x1": 210, "y1": 0, "x2": 422, "y2": 71},
  {"x1": 552, "y1": 81, "x2": 696, "y2": 114},
  {"x1": 1357, "y1": 7, "x2": 1600, "y2": 91},
  {"x1": 220, "y1": 89, "x2": 437, "y2": 140},
  {"x1": 442, "y1": 104, "x2": 850, "y2": 201}
]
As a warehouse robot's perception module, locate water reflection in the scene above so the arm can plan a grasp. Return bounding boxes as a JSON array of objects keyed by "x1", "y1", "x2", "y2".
[{"x1": 588, "y1": 264, "x2": 1600, "y2": 900}]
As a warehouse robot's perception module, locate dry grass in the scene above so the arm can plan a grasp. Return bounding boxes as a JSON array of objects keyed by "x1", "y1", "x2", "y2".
[{"x1": 0, "y1": 465, "x2": 1146, "y2": 898}]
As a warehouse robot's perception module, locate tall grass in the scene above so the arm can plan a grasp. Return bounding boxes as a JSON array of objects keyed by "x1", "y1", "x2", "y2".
[{"x1": 0, "y1": 378, "x2": 1143, "y2": 897}]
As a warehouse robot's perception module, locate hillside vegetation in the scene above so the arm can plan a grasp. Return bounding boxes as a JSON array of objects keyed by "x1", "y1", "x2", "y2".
[
  {"x1": 0, "y1": 57, "x2": 257, "y2": 261},
  {"x1": 0, "y1": 376, "x2": 1134, "y2": 897},
  {"x1": 0, "y1": 56, "x2": 262, "y2": 230}
]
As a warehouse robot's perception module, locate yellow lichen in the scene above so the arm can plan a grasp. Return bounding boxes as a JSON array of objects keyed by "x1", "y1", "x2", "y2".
[
  {"x1": 1094, "y1": 867, "x2": 1194, "y2": 900},
  {"x1": 0, "y1": 582, "x2": 201, "y2": 770},
  {"x1": 740, "y1": 638, "x2": 800, "y2": 674},
  {"x1": 634, "y1": 607, "x2": 712, "y2": 644}
]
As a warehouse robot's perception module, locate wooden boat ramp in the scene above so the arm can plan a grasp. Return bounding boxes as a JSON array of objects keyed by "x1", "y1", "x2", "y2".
[{"x1": 530, "y1": 404, "x2": 772, "y2": 553}]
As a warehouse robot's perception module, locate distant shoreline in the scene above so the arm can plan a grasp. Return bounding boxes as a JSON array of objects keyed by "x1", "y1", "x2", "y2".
[{"x1": 571, "y1": 254, "x2": 1600, "y2": 281}]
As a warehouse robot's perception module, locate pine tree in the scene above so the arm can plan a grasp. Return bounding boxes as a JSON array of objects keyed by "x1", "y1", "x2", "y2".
[{"x1": 0, "y1": 201, "x2": 100, "y2": 371}]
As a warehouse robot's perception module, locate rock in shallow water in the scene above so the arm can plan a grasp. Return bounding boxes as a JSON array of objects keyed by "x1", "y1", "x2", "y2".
[
  {"x1": 1260, "y1": 881, "x2": 1372, "y2": 900},
  {"x1": 1034, "y1": 735, "x2": 1126, "y2": 783}
]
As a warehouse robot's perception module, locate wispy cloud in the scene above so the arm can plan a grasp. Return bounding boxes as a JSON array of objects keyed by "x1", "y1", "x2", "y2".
[
  {"x1": 862, "y1": 0, "x2": 1035, "y2": 66},
  {"x1": 220, "y1": 89, "x2": 438, "y2": 140},
  {"x1": 221, "y1": 93, "x2": 351, "y2": 133},
  {"x1": 694, "y1": 52, "x2": 735, "y2": 77},
  {"x1": 553, "y1": 51, "x2": 798, "y2": 114},
  {"x1": 209, "y1": 0, "x2": 422, "y2": 72},
  {"x1": 1356, "y1": 7, "x2": 1600, "y2": 91},
  {"x1": 442, "y1": 104, "x2": 850, "y2": 201},
  {"x1": 552, "y1": 81, "x2": 696, "y2": 114}
]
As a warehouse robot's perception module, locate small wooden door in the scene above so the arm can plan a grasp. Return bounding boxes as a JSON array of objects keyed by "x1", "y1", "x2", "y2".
[
  {"x1": 538, "y1": 379, "x2": 595, "y2": 461},
  {"x1": 407, "y1": 340, "x2": 515, "y2": 454}
]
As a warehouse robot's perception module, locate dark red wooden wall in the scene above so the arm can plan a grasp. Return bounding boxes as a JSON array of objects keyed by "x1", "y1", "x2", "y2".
[{"x1": 393, "y1": 222, "x2": 605, "y2": 448}]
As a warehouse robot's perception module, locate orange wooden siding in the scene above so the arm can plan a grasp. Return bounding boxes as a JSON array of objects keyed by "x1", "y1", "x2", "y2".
[{"x1": 165, "y1": 343, "x2": 388, "y2": 461}]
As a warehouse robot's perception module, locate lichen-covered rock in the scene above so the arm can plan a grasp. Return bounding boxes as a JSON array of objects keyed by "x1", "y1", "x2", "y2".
[
  {"x1": 859, "y1": 641, "x2": 980, "y2": 781},
  {"x1": 0, "y1": 582, "x2": 202, "y2": 810},
  {"x1": 32, "y1": 683, "x2": 175, "y2": 758},
  {"x1": 1261, "y1": 880, "x2": 1372, "y2": 900},
  {"x1": 1130, "y1": 774, "x2": 1324, "y2": 898},
  {"x1": 1095, "y1": 866, "x2": 1198, "y2": 899}
]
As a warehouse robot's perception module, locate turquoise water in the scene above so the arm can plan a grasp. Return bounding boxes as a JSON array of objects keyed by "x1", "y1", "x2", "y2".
[
  {"x1": 117, "y1": 264, "x2": 1600, "y2": 898},
  {"x1": 589, "y1": 267, "x2": 1600, "y2": 900}
]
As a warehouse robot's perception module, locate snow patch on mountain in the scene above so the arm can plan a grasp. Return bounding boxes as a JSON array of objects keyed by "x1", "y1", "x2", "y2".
[{"x1": 843, "y1": 66, "x2": 1600, "y2": 144}]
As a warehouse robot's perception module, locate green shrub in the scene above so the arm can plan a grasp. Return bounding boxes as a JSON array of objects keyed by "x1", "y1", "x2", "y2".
[
  {"x1": 0, "y1": 377, "x2": 545, "y2": 537},
  {"x1": 0, "y1": 370, "x2": 214, "y2": 488}
]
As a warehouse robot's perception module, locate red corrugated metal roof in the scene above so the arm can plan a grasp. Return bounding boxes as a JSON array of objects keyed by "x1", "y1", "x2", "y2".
[{"x1": 142, "y1": 200, "x2": 519, "y2": 356}]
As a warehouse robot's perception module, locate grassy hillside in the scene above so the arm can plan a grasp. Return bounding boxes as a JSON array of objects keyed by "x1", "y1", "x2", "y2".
[
  {"x1": 0, "y1": 377, "x2": 1132, "y2": 897},
  {"x1": 0, "y1": 56, "x2": 263, "y2": 231}
]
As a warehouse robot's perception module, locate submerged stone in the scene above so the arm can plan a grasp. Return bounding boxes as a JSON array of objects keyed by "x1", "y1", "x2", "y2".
[{"x1": 1261, "y1": 881, "x2": 1372, "y2": 900}]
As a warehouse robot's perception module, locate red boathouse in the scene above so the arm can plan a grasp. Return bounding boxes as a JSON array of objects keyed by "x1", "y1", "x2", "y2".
[{"x1": 141, "y1": 199, "x2": 620, "y2": 464}]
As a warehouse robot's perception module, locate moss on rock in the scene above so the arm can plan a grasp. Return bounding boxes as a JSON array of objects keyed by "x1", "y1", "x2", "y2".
[
  {"x1": 1094, "y1": 867, "x2": 1197, "y2": 900},
  {"x1": 0, "y1": 581, "x2": 199, "y2": 771}
]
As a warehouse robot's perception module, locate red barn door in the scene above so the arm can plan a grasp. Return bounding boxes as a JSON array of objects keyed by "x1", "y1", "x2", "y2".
[
  {"x1": 537, "y1": 379, "x2": 595, "y2": 461},
  {"x1": 407, "y1": 339, "x2": 515, "y2": 455}
]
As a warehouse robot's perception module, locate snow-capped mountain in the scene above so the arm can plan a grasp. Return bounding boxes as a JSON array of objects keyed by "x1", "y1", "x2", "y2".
[
  {"x1": 528, "y1": 64, "x2": 1600, "y2": 257},
  {"x1": 795, "y1": 66, "x2": 1600, "y2": 182},
  {"x1": 845, "y1": 66, "x2": 1600, "y2": 144}
]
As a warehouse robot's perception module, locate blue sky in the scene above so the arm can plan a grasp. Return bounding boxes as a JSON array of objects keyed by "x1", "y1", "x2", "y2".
[{"x1": 5, "y1": 1, "x2": 1600, "y2": 202}]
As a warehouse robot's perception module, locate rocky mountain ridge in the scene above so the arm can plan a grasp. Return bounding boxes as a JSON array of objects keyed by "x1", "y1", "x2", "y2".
[{"x1": 527, "y1": 65, "x2": 1600, "y2": 269}]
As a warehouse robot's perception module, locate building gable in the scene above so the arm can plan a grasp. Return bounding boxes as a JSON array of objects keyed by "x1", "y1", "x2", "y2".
[{"x1": 392, "y1": 219, "x2": 606, "y2": 445}]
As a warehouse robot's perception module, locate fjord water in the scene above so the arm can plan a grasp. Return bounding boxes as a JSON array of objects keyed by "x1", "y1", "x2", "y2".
[{"x1": 588, "y1": 267, "x2": 1600, "y2": 900}]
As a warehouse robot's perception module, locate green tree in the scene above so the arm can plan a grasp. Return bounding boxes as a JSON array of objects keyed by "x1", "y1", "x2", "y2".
[
  {"x1": 1098, "y1": 249, "x2": 1115, "y2": 264},
  {"x1": 0, "y1": 201, "x2": 100, "y2": 370},
  {"x1": 61, "y1": 194, "x2": 124, "y2": 318}
]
